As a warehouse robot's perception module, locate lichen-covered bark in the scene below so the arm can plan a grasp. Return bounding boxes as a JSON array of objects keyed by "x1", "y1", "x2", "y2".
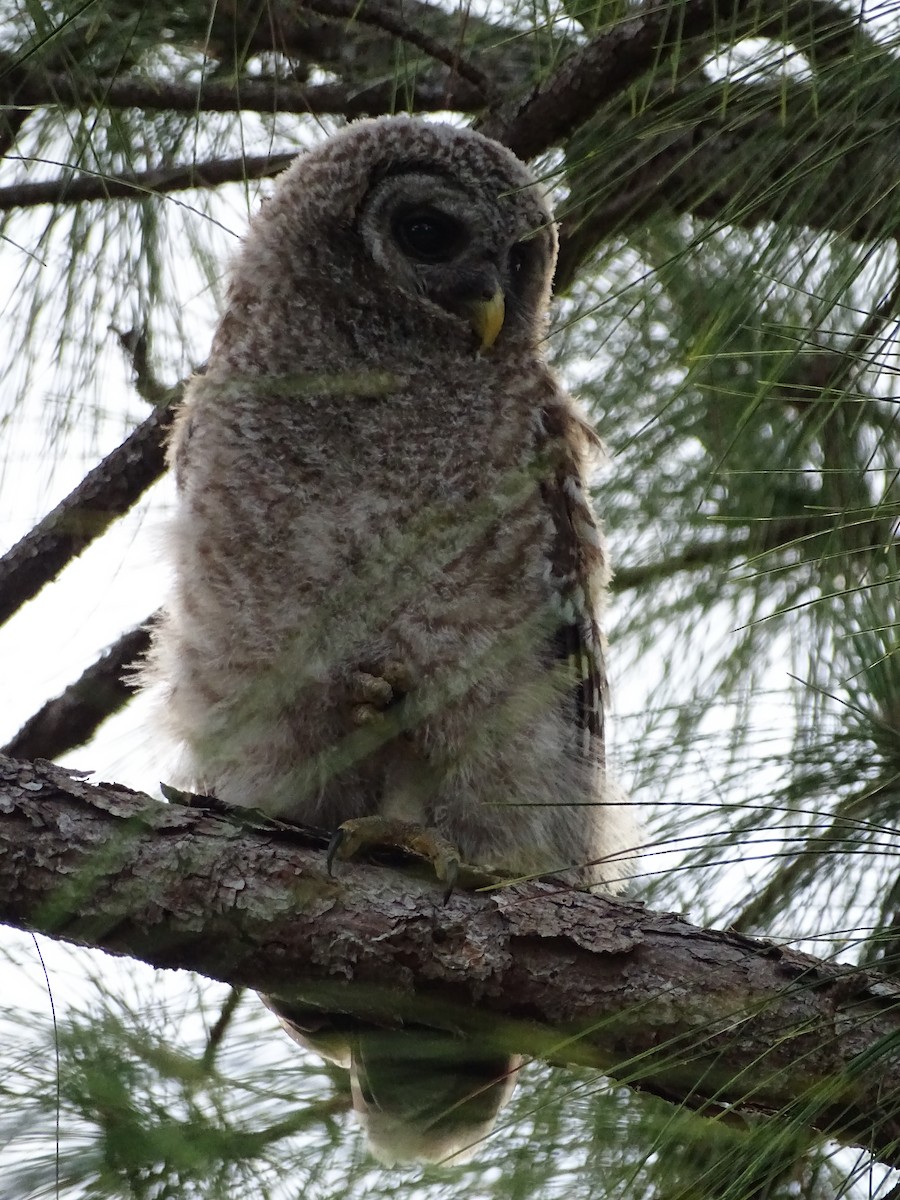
[{"x1": 1, "y1": 751, "x2": 898, "y2": 1166}]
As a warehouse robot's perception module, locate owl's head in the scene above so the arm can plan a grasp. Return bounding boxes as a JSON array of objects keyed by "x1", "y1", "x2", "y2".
[
  {"x1": 355, "y1": 139, "x2": 556, "y2": 353},
  {"x1": 239, "y1": 118, "x2": 558, "y2": 360}
]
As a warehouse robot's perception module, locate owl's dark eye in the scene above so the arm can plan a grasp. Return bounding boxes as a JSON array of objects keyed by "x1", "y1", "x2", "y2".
[
  {"x1": 509, "y1": 241, "x2": 534, "y2": 278},
  {"x1": 393, "y1": 207, "x2": 466, "y2": 263}
]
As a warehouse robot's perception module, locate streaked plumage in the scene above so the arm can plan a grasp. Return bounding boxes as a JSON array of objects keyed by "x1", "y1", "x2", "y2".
[{"x1": 146, "y1": 116, "x2": 635, "y2": 1163}]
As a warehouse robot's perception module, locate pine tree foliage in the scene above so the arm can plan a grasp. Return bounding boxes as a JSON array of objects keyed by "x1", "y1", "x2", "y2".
[{"x1": 0, "y1": 0, "x2": 898, "y2": 1196}]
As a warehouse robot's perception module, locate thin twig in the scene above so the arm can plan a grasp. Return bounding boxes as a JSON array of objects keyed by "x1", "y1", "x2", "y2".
[{"x1": 200, "y1": 987, "x2": 245, "y2": 1073}]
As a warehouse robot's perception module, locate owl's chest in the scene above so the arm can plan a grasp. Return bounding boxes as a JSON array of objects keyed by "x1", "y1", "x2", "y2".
[
  {"x1": 239, "y1": 375, "x2": 533, "y2": 508},
  {"x1": 186, "y1": 374, "x2": 552, "y2": 604}
]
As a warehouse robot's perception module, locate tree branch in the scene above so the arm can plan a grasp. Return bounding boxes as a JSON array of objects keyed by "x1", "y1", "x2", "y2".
[
  {"x1": 10, "y1": 71, "x2": 483, "y2": 120},
  {"x1": 553, "y1": 84, "x2": 900, "y2": 287},
  {"x1": 485, "y1": 0, "x2": 898, "y2": 157},
  {"x1": 0, "y1": 400, "x2": 179, "y2": 628},
  {"x1": 208, "y1": 0, "x2": 533, "y2": 85},
  {"x1": 295, "y1": 0, "x2": 494, "y2": 97},
  {"x1": 9, "y1": 76, "x2": 899, "y2": 254},
  {"x1": 0, "y1": 155, "x2": 294, "y2": 210},
  {"x1": 2, "y1": 752, "x2": 899, "y2": 1167},
  {"x1": 1, "y1": 621, "x2": 153, "y2": 760},
  {"x1": 482, "y1": 0, "x2": 753, "y2": 154}
]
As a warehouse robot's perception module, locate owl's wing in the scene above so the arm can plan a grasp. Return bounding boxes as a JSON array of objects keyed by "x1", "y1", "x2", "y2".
[{"x1": 538, "y1": 401, "x2": 609, "y2": 767}]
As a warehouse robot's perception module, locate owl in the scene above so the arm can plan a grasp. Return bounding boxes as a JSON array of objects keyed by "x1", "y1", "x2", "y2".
[{"x1": 147, "y1": 116, "x2": 636, "y2": 1163}]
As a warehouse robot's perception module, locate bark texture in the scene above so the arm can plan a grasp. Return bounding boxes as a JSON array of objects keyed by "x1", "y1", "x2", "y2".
[{"x1": 1, "y1": 753, "x2": 898, "y2": 1166}]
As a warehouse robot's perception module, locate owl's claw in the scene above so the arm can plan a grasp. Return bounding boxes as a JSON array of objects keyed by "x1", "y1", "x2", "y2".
[
  {"x1": 380, "y1": 660, "x2": 414, "y2": 695},
  {"x1": 440, "y1": 854, "x2": 459, "y2": 905},
  {"x1": 326, "y1": 815, "x2": 462, "y2": 903},
  {"x1": 348, "y1": 663, "x2": 413, "y2": 726},
  {"x1": 326, "y1": 827, "x2": 348, "y2": 877}
]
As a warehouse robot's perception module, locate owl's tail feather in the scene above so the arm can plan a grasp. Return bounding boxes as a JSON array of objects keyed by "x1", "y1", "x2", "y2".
[
  {"x1": 265, "y1": 997, "x2": 521, "y2": 1165},
  {"x1": 352, "y1": 1030, "x2": 522, "y2": 1165}
]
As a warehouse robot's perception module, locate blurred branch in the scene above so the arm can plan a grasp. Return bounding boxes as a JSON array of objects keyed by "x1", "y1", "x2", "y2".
[
  {"x1": 208, "y1": 0, "x2": 533, "y2": 79},
  {"x1": 805, "y1": 271, "x2": 900, "y2": 402},
  {"x1": 8, "y1": 77, "x2": 900, "y2": 251},
  {"x1": 0, "y1": 66, "x2": 31, "y2": 161},
  {"x1": 295, "y1": 0, "x2": 494, "y2": 96},
  {"x1": 2, "y1": 753, "x2": 899, "y2": 1169},
  {"x1": 219, "y1": 0, "x2": 892, "y2": 119},
  {"x1": 1, "y1": 620, "x2": 153, "y2": 760},
  {"x1": 760, "y1": 0, "x2": 893, "y2": 66},
  {"x1": 485, "y1": 0, "x2": 757, "y2": 154},
  {"x1": 556, "y1": 82, "x2": 900, "y2": 288},
  {"x1": 0, "y1": 155, "x2": 293, "y2": 210},
  {"x1": 10, "y1": 71, "x2": 483, "y2": 119},
  {"x1": 612, "y1": 538, "x2": 755, "y2": 590},
  {"x1": 611, "y1": 514, "x2": 856, "y2": 590},
  {"x1": 0, "y1": 397, "x2": 180, "y2": 629},
  {"x1": 200, "y1": 987, "x2": 246, "y2": 1074},
  {"x1": 488, "y1": 0, "x2": 898, "y2": 157},
  {"x1": 5, "y1": 0, "x2": 891, "y2": 140}
]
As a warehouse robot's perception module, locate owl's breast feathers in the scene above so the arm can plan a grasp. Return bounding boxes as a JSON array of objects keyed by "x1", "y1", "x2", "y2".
[{"x1": 171, "y1": 361, "x2": 608, "y2": 671}]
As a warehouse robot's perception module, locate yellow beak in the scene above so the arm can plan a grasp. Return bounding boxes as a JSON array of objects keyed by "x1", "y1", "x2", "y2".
[{"x1": 467, "y1": 288, "x2": 505, "y2": 352}]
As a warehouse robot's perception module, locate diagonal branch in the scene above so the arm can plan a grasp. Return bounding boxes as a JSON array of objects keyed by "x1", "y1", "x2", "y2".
[
  {"x1": 483, "y1": 0, "x2": 763, "y2": 155},
  {"x1": 0, "y1": 400, "x2": 179, "y2": 628},
  {"x1": 296, "y1": 0, "x2": 494, "y2": 97},
  {"x1": 554, "y1": 81, "x2": 900, "y2": 286},
  {"x1": 1, "y1": 753, "x2": 899, "y2": 1168},
  {"x1": 486, "y1": 0, "x2": 899, "y2": 159},
  {"x1": 1, "y1": 620, "x2": 153, "y2": 760}
]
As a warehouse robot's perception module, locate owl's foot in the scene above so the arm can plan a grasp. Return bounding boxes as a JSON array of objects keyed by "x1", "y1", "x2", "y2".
[
  {"x1": 327, "y1": 816, "x2": 461, "y2": 903},
  {"x1": 348, "y1": 662, "x2": 413, "y2": 727}
]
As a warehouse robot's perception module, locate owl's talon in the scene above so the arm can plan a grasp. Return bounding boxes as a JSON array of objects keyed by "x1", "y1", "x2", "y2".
[
  {"x1": 350, "y1": 671, "x2": 394, "y2": 708},
  {"x1": 351, "y1": 703, "x2": 382, "y2": 726},
  {"x1": 380, "y1": 660, "x2": 413, "y2": 697},
  {"x1": 327, "y1": 815, "x2": 463, "y2": 896},
  {"x1": 348, "y1": 667, "x2": 412, "y2": 727},
  {"x1": 441, "y1": 856, "x2": 460, "y2": 905},
  {"x1": 326, "y1": 827, "x2": 346, "y2": 876}
]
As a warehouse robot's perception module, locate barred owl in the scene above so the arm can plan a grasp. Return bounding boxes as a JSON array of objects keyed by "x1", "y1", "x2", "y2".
[{"x1": 147, "y1": 116, "x2": 635, "y2": 1164}]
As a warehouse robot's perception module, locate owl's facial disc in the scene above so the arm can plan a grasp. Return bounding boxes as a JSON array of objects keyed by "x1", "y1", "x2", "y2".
[{"x1": 359, "y1": 169, "x2": 551, "y2": 351}]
